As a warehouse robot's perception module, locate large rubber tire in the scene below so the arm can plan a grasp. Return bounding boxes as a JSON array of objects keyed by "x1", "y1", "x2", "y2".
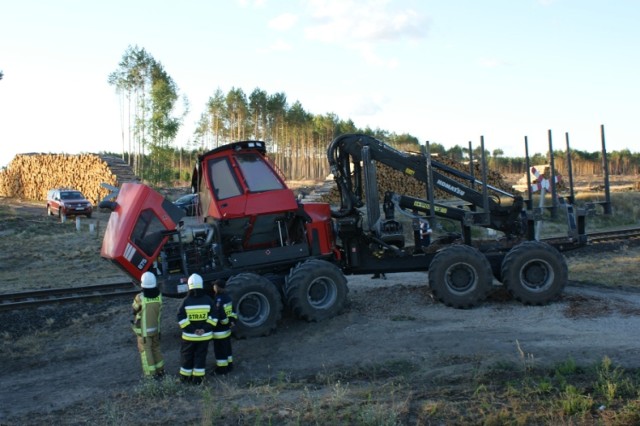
[
  {"x1": 285, "y1": 259, "x2": 348, "y2": 322},
  {"x1": 225, "y1": 273, "x2": 283, "y2": 339},
  {"x1": 428, "y1": 245, "x2": 493, "y2": 309},
  {"x1": 501, "y1": 241, "x2": 567, "y2": 305}
]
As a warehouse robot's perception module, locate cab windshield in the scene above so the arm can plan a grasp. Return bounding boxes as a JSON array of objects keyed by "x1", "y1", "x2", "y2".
[
  {"x1": 208, "y1": 153, "x2": 284, "y2": 200},
  {"x1": 235, "y1": 153, "x2": 284, "y2": 192}
]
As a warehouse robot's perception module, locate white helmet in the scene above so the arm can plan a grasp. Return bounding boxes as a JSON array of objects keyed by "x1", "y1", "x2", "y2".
[
  {"x1": 140, "y1": 271, "x2": 157, "y2": 289},
  {"x1": 188, "y1": 273, "x2": 203, "y2": 290}
]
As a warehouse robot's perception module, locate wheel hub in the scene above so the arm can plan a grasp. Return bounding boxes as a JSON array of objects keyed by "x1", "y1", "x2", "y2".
[
  {"x1": 445, "y1": 263, "x2": 477, "y2": 293},
  {"x1": 237, "y1": 291, "x2": 270, "y2": 326},
  {"x1": 307, "y1": 278, "x2": 337, "y2": 309},
  {"x1": 521, "y1": 260, "x2": 553, "y2": 291}
]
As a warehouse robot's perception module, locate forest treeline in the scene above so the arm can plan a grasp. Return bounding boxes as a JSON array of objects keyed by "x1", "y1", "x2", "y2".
[{"x1": 107, "y1": 46, "x2": 639, "y2": 186}]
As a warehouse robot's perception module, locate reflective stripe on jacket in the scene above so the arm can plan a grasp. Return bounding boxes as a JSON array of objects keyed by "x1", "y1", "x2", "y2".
[
  {"x1": 212, "y1": 293, "x2": 237, "y2": 339},
  {"x1": 132, "y1": 293, "x2": 162, "y2": 337},
  {"x1": 177, "y1": 294, "x2": 218, "y2": 341}
]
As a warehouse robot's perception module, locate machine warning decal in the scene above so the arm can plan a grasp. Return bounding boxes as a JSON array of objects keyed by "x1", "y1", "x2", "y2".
[{"x1": 124, "y1": 243, "x2": 136, "y2": 261}]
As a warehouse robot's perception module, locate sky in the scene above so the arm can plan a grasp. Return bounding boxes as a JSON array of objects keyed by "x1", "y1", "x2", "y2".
[{"x1": 1, "y1": 0, "x2": 639, "y2": 169}]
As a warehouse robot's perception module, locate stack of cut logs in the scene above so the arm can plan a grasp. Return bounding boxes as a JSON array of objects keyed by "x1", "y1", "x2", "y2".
[
  {"x1": 319, "y1": 157, "x2": 515, "y2": 205},
  {"x1": 0, "y1": 153, "x2": 137, "y2": 205}
]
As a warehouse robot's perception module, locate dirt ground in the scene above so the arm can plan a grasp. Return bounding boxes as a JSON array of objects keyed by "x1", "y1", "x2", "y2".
[{"x1": 1, "y1": 192, "x2": 640, "y2": 423}]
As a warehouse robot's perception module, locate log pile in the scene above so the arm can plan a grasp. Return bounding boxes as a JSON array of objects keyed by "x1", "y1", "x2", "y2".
[
  {"x1": 0, "y1": 153, "x2": 138, "y2": 205},
  {"x1": 318, "y1": 157, "x2": 514, "y2": 205}
]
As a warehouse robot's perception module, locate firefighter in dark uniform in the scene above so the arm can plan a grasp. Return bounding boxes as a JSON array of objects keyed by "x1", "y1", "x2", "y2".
[
  {"x1": 211, "y1": 279, "x2": 237, "y2": 374},
  {"x1": 177, "y1": 273, "x2": 218, "y2": 384},
  {"x1": 132, "y1": 271, "x2": 164, "y2": 378}
]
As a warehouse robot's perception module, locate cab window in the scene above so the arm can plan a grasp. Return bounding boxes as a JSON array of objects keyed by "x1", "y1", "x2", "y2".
[
  {"x1": 209, "y1": 157, "x2": 242, "y2": 200},
  {"x1": 235, "y1": 153, "x2": 284, "y2": 192},
  {"x1": 131, "y1": 209, "x2": 166, "y2": 257}
]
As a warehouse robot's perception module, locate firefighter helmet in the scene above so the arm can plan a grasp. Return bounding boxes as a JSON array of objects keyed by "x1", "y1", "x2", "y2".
[
  {"x1": 140, "y1": 271, "x2": 157, "y2": 289},
  {"x1": 188, "y1": 273, "x2": 203, "y2": 290}
]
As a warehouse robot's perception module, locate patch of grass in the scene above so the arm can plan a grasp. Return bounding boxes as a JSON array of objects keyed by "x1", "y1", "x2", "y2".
[
  {"x1": 593, "y1": 356, "x2": 637, "y2": 404},
  {"x1": 558, "y1": 384, "x2": 593, "y2": 416},
  {"x1": 567, "y1": 245, "x2": 640, "y2": 287},
  {"x1": 134, "y1": 375, "x2": 189, "y2": 398},
  {"x1": 13, "y1": 355, "x2": 640, "y2": 425},
  {"x1": 555, "y1": 356, "x2": 579, "y2": 376}
]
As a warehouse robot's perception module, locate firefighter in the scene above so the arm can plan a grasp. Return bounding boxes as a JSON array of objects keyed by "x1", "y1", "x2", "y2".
[
  {"x1": 419, "y1": 217, "x2": 432, "y2": 250},
  {"x1": 413, "y1": 214, "x2": 432, "y2": 252},
  {"x1": 131, "y1": 271, "x2": 164, "y2": 379},
  {"x1": 177, "y1": 273, "x2": 218, "y2": 384},
  {"x1": 211, "y1": 279, "x2": 237, "y2": 374}
]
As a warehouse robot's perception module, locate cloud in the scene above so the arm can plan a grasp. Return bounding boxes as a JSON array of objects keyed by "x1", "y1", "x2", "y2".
[
  {"x1": 302, "y1": 0, "x2": 428, "y2": 66},
  {"x1": 269, "y1": 13, "x2": 298, "y2": 31},
  {"x1": 332, "y1": 92, "x2": 387, "y2": 117},
  {"x1": 354, "y1": 42, "x2": 399, "y2": 69},
  {"x1": 305, "y1": 0, "x2": 427, "y2": 43},
  {"x1": 257, "y1": 38, "x2": 293, "y2": 54}
]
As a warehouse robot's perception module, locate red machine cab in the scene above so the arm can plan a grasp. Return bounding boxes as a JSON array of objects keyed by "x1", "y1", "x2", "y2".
[{"x1": 101, "y1": 140, "x2": 336, "y2": 294}]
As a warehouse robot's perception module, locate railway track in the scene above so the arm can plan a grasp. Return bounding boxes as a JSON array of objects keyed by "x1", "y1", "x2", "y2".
[
  {"x1": 585, "y1": 227, "x2": 640, "y2": 244},
  {"x1": 0, "y1": 282, "x2": 139, "y2": 311},
  {"x1": 543, "y1": 226, "x2": 640, "y2": 251},
  {"x1": 1, "y1": 227, "x2": 638, "y2": 312}
]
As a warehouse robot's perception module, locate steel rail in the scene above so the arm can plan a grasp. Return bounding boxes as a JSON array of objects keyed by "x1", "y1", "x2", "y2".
[
  {"x1": 586, "y1": 227, "x2": 640, "y2": 244},
  {"x1": 1, "y1": 227, "x2": 639, "y2": 311},
  {"x1": 0, "y1": 281, "x2": 139, "y2": 311}
]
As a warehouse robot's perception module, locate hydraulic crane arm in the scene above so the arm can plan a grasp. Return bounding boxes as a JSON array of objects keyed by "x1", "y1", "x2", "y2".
[{"x1": 327, "y1": 133, "x2": 526, "y2": 237}]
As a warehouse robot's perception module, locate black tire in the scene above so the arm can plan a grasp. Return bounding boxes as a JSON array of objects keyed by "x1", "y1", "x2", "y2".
[
  {"x1": 501, "y1": 241, "x2": 567, "y2": 305},
  {"x1": 285, "y1": 259, "x2": 348, "y2": 322},
  {"x1": 225, "y1": 273, "x2": 283, "y2": 339},
  {"x1": 428, "y1": 245, "x2": 493, "y2": 309}
]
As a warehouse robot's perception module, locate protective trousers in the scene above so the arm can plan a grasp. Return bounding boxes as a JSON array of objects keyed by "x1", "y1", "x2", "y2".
[
  {"x1": 180, "y1": 340, "x2": 209, "y2": 383},
  {"x1": 213, "y1": 337, "x2": 233, "y2": 373},
  {"x1": 136, "y1": 334, "x2": 164, "y2": 377}
]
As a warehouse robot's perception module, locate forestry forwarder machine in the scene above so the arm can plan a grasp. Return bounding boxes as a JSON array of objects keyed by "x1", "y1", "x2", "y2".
[{"x1": 100, "y1": 134, "x2": 587, "y2": 338}]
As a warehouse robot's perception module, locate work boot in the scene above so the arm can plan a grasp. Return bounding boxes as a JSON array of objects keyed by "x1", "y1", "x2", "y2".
[
  {"x1": 214, "y1": 366, "x2": 229, "y2": 375},
  {"x1": 154, "y1": 368, "x2": 165, "y2": 380}
]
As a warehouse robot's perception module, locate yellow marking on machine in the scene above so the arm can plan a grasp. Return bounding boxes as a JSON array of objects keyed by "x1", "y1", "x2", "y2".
[{"x1": 413, "y1": 200, "x2": 447, "y2": 214}]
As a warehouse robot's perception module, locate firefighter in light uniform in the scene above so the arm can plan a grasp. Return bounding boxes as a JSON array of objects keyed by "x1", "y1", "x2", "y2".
[
  {"x1": 132, "y1": 271, "x2": 164, "y2": 378},
  {"x1": 413, "y1": 214, "x2": 432, "y2": 252},
  {"x1": 177, "y1": 273, "x2": 218, "y2": 384},
  {"x1": 211, "y1": 280, "x2": 238, "y2": 374}
]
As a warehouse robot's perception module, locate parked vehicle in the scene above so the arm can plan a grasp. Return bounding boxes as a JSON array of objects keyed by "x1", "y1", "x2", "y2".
[
  {"x1": 46, "y1": 188, "x2": 93, "y2": 220},
  {"x1": 173, "y1": 193, "x2": 199, "y2": 216}
]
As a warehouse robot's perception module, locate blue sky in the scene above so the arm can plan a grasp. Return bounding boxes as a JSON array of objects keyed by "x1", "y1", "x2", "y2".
[{"x1": 1, "y1": 0, "x2": 638, "y2": 168}]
